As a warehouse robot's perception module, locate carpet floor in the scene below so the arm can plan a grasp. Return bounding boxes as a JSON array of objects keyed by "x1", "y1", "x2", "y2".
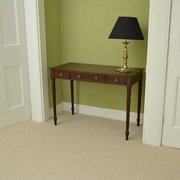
[{"x1": 0, "y1": 112, "x2": 180, "y2": 180}]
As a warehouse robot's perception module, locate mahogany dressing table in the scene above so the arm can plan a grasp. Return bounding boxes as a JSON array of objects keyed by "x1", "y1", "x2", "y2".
[{"x1": 50, "y1": 62, "x2": 143, "y2": 140}]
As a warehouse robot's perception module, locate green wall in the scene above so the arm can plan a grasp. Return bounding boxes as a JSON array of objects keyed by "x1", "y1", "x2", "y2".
[
  {"x1": 45, "y1": 0, "x2": 62, "y2": 106},
  {"x1": 45, "y1": 0, "x2": 150, "y2": 112}
]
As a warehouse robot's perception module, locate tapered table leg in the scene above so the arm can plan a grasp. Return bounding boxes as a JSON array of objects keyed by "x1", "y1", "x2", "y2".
[
  {"x1": 137, "y1": 80, "x2": 142, "y2": 126},
  {"x1": 52, "y1": 78, "x2": 57, "y2": 125},
  {"x1": 125, "y1": 85, "x2": 131, "y2": 140},
  {"x1": 70, "y1": 80, "x2": 75, "y2": 115}
]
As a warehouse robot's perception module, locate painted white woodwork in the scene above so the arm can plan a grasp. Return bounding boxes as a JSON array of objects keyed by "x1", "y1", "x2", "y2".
[
  {"x1": 24, "y1": 0, "x2": 49, "y2": 122},
  {"x1": 0, "y1": 0, "x2": 49, "y2": 127},
  {"x1": 0, "y1": 0, "x2": 31, "y2": 127},
  {"x1": 143, "y1": 0, "x2": 172, "y2": 146},
  {"x1": 49, "y1": 102, "x2": 144, "y2": 125},
  {"x1": 162, "y1": 0, "x2": 180, "y2": 148},
  {"x1": 37, "y1": 0, "x2": 49, "y2": 122}
]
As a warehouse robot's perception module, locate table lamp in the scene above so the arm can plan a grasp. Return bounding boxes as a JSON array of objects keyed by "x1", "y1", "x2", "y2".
[{"x1": 109, "y1": 16, "x2": 144, "y2": 72}]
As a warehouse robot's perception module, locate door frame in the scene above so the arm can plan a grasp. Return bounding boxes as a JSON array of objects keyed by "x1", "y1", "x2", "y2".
[
  {"x1": 24, "y1": 0, "x2": 49, "y2": 122},
  {"x1": 143, "y1": 0, "x2": 172, "y2": 146}
]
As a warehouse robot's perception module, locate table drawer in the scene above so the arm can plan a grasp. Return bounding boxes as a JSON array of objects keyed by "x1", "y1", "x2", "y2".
[
  {"x1": 106, "y1": 75, "x2": 127, "y2": 85},
  {"x1": 70, "y1": 72, "x2": 104, "y2": 83},
  {"x1": 52, "y1": 70, "x2": 69, "y2": 79}
]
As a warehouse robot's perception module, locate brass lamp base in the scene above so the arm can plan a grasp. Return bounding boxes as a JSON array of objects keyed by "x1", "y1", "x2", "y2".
[
  {"x1": 116, "y1": 66, "x2": 134, "y2": 73},
  {"x1": 116, "y1": 40, "x2": 134, "y2": 73}
]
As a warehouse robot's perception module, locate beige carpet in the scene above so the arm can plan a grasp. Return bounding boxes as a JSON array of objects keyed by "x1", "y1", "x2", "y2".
[{"x1": 0, "y1": 112, "x2": 180, "y2": 180}]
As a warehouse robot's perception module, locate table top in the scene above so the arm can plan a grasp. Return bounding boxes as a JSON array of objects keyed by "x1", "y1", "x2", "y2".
[{"x1": 51, "y1": 62, "x2": 144, "y2": 76}]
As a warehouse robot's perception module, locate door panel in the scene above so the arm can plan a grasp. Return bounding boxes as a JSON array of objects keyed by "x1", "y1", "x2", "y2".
[
  {"x1": 173, "y1": 77, "x2": 180, "y2": 127},
  {"x1": 0, "y1": 0, "x2": 19, "y2": 46},
  {"x1": 5, "y1": 66, "x2": 24, "y2": 109},
  {"x1": 162, "y1": 0, "x2": 180, "y2": 148},
  {"x1": 0, "y1": 0, "x2": 31, "y2": 128}
]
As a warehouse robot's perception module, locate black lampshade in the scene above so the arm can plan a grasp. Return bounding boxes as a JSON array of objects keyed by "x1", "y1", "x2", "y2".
[{"x1": 109, "y1": 17, "x2": 144, "y2": 40}]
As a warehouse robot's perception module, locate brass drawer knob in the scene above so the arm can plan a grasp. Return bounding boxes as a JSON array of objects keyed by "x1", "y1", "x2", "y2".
[
  {"x1": 94, "y1": 76, "x2": 98, "y2": 80},
  {"x1": 59, "y1": 72, "x2": 63, "y2": 77},
  {"x1": 114, "y1": 78, "x2": 118, "y2": 82},
  {"x1": 77, "y1": 74, "x2": 81, "y2": 79}
]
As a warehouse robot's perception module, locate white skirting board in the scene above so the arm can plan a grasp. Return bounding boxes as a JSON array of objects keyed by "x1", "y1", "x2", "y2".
[{"x1": 49, "y1": 102, "x2": 144, "y2": 124}]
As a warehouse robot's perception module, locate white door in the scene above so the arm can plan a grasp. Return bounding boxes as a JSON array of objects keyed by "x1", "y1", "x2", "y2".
[
  {"x1": 0, "y1": 0, "x2": 31, "y2": 128},
  {"x1": 162, "y1": 0, "x2": 180, "y2": 148}
]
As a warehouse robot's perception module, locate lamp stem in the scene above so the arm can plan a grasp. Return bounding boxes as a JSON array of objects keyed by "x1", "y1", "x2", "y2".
[
  {"x1": 116, "y1": 40, "x2": 134, "y2": 72},
  {"x1": 122, "y1": 40, "x2": 129, "y2": 69}
]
